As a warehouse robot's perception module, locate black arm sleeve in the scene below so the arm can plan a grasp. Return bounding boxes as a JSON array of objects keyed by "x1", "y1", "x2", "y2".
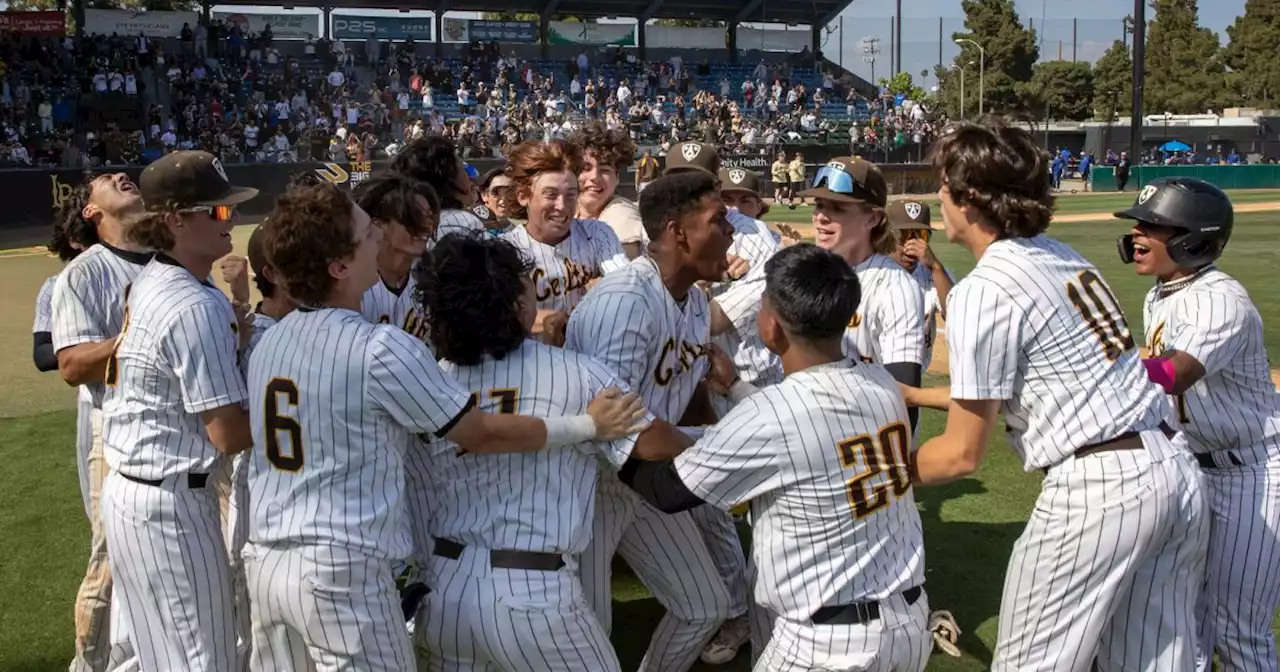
[
  {"x1": 618, "y1": 456, "x2": 707, "y2": 514},
  {"x1": 884, "y1": 361, "x2": 923, "y2": 429},
  {"x1": 33, "y1": 332, "x2": 58, "y2": 373}
]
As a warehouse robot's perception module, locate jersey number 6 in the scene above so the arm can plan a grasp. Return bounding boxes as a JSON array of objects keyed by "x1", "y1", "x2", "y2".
[
  {"x1": 1067, "y1": 270, "x2": 1135, "y2": 361},
  {"x1": 265, "y1": 377, "x2": 304, "y2": 472},
  {"x1": 837, "y1": 422, "x2": 911, "y2": 519}
]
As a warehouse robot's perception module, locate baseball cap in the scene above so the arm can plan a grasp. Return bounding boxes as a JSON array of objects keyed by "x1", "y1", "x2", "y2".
[
  {"x1": 246, "y1": 226, "x2": 269, "y2": 279},
  {"x1": 885, "y1": 200, "x2": 931, "y2": 229},
  {"x1": 798, "y1": 157, "x2": 888, "y2": 208},
  {"x1": 140, "y1": 150, "x2": 258, "y2": 210},
  {"x1": 717, "y1": 166, "x2": 770, "y2": 217},
  {"x1": 664, "y1": 141, "x2": 720, "y2": 176}
]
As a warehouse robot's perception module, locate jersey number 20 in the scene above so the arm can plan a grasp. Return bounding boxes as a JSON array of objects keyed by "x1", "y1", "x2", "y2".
[
  {"x1": 1067, "y1": 270, "x2": 1135, "y2": 361},
  {"x1": 838, "y1": 422, "x2": 911, "y2": 519},
  {"x1": 265, "y1": 378, "x2": 304, "y2": 472}
]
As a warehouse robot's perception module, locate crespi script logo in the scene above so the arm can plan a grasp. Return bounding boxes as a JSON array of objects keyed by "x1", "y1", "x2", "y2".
[
  {"x1": 728, "y1": 169, "x2": 746, "y2": 184},
  {"x1": 1138, "y1": 184, "x2": 1158, "y2": 205},
  {"x1": 904, "y1": 202, "x2": 922, "y2": 220},
  {"x1": 334, "y1": 18, "x2": 377, "y2": 34},
  {"x1": 681, "y1": 143, "x2": 701, "y2": 162}
]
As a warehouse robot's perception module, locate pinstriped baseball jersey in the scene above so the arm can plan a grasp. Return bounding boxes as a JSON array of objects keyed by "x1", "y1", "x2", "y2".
[
  {"x1": 565, "y1": 256, "x2": 712, "y2": 423},
  {"x1": 948, "y1": 235, "x2": 1169, "y2": 471},
  {"x1": 910, "y1": 263, "x2": 953, "y2": 371},
  {"x1": 245, "y1": 307, "x2": 472, "y2": 560},
  {"x1": 675, "y1": 360, "x2": 924, "y2": 621},
  {"x1": 1143, "y1": 267, "x2": 1280, "y2": 453},
  {"x1": 101, "y1": 256, "x2": 247, "y2": 480},
  {"x1": 844, "y1": 254, "x2": 926, "y2": 366},
  {"x1": 713, "y1": 261, "x2": 783, "y2": 388},
  {"x1": 34, "y1": 275, "x2": 56, "y2": 333},
  {"x1": 726, "y1": 209, "x2": 780, "y2": 270},
  {"x1": 360, "y1": 274, "x2": 429, "y2": 341},
  {"x1": 429, "y1": 339, "x2": 651, "y2": 554},
  {"x1": 435, "y1": 208, "x2": 486, "y2": 242},
  {"x1": 51, "y1": 243, "x2": 153, "y2": 408},
  {"x1": 501, "y1": 218, "x2": 630, "y2": 313}
]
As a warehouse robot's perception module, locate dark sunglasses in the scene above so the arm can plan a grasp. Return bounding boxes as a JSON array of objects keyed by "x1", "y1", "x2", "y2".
[
  {"x1": 901, "y1": 229, "x2": 931, "y2": 243},
  {"x1": 183, "y1": 205, "x2": 237, "y2": 222}
]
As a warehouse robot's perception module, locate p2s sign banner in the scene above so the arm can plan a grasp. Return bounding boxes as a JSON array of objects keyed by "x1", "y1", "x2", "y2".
[{"x1": 332, "y1": 15, "x2": 433, "y2": 41}]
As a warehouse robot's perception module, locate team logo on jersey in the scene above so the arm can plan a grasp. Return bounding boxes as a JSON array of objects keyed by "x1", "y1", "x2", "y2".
[
  {"x1": 1147, "y1": 322, "x2": 1166, "y2": 357},
  {"x1": 211, "y1": 157, "x2": 229, "y2": 183},
  {"x1": 1138, "y1": 185, "x2": 1158, "y2": 205},
  {"x1": 905, "y1": 202, "x2": 922, "y2": 220},
  {"x1": 472, "y1": 204, "x2": 492, "y2": 220},
  {"x1": 728, "y1": 169, "x2": 747, "y2": 184},
  {"x1": 681, "y1": 143, "x2": 702, "y2": 162},
  {"x1": 654, "y1": 338, "x2": 712, "y2": 387},
  {"x1": 847, "y1": 312, "x2": 862, "y2": 328}
]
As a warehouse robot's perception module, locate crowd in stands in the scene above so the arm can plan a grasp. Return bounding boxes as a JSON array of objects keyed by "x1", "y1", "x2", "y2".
[{"x1": 0, "y1": 18, "x2": 952, "y2": 168}]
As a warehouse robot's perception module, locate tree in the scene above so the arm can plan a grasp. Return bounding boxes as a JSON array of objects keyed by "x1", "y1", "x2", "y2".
[
  {"x1": 877, "y1": 72, "x2": 926, "y2": 101},
  {"x1": 1222, "y1": 0, "x2": 1280, "y2": 109},
  {"x1": 1091, "y1": 39, "x2": 1132, "y2": 120},
  {"x1": 1143, "y1": 0, "x2": 1227, "y2": 114},
  {"x1": 1025, "y1": 61, "x2": 1094, "y2": 121},
  {"x1": 933, "y1": 0, "x2": 1039, "y2": 118},
  {"x1": 482, "y1": 12, "x2": 583, "y2": 22}
]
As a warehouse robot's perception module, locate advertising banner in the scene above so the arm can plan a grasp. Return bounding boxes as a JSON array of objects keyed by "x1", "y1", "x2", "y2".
[
  {"x1": 547, "y1": 20, "x2": 634, "y2": 46},
  {"x1": 331, "y1": 15, "x2": 433, "y2": 41},
  {"x1": 214, "y1": 12, "x2": 321, "y2": 40},
  {"x1": 441, "y1": 18, "x2": 538, "y2": 43},
  {"x1": 0, "y1": 11, "x2": 65, "y2": 36},
  {"x1": 84, "y1": 9, "x2": 197, "y2": 38}
]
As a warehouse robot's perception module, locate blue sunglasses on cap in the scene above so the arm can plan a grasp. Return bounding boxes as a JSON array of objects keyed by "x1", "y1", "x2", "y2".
[{"x1": 810, "y1": 166, "x2": 863, "y2": 196}]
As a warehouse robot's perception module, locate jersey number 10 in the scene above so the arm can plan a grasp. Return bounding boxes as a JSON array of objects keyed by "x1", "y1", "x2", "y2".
[
  {"x1": 838, "y1": 422, "x2": 911, "y2": 519},
  {"x1": 1067, "y1": 270, "x2": 1135, "y2": 361}
]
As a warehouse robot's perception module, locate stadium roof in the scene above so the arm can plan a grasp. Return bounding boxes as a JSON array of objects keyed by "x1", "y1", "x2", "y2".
[{"x1": 218, "y1": 0, "x2": 852, "y2": 30}]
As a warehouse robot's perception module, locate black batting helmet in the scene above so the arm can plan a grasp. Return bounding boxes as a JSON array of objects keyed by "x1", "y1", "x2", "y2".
[{"x1": 1114, "y1": 177, "x2": 1233, "y2": 268}]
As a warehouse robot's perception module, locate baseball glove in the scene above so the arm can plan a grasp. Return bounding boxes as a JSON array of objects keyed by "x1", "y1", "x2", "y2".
[{"x1": 928, "y1": 609, "x2": 962, "y2": 657}]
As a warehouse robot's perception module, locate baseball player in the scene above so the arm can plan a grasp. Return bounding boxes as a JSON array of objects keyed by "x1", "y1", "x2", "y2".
[
  {"x1": 799, "y1": 158, "x2": 927, "y2": 432},
  {"x1": 910, "y1": 119, "x2": 1208, "y2": 670},
  {"x1": 884, "y1": 200, "x2": 954, "y2": 376},
  {"x1": 50, "y1": 172, "x2": 149, "y2": 672},
  {"x1": 1116, "y1": 178, "x2": 1280, "y2": 671},
  {"x1": 414, "y1": 233, "x2": 701, "y2": 671},
  {"x1": 478, "y1": 167, "x2": 516, "y2": 220},
  {"x1": 389, "y1": 136, "x2": 486, "y2": 242},
  {"x1": 786, "y1": 152, "x2": 806, "y2": 209},
  {"x1": 501, "y1": 139, "x2": 629, "y2": 344},
  {"x1": 770, "y1": 152, "x2": 789, "y2": 206},
  {"x1": 355, "y1": 173, "x2": 437, "y2": 341},
  {"x1": 470, "y1": 202, "x2": 515, "y2": 237},
  {"x1": 99, "y1": 150, "x2": 259, "y2": 671},
  {"x1": 571, "y1": 122, "x2": 647, "y2": 260},
  {"x1": 242, "y1": 179, "x2": 647, "y2": 671},
  {"x1": 566, "y1": 171, "x2": 736, "y2": 672},
  {"x1": 621, "y1": 243, "x2": 931, "y2": 671}
]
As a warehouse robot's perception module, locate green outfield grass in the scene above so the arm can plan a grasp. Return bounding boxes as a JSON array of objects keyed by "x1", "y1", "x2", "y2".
[{"x1": 2, "y1": 195, "x2": 1279, "y2": 670}]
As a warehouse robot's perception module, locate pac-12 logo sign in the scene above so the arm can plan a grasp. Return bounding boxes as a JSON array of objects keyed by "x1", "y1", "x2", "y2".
[
  {"x1": 1138, "y1": 185, "x2": 1158, "y2": 205},
  {"x1": 904, "y1": 202, "x2": 922, "y2": 220},
  {"x1": 681, "y1": 143, "x2": 702, "y2": 162}
]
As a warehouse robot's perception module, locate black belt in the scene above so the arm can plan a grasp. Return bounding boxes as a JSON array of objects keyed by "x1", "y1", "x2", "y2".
[
  {"x1": 810, "y1": 585, "x2": 923, "y2": 626},
  {"x1": 1043, "y1": 422, "x2": 1176, "y2": 474},
  {"x1": 119, "y1": 472, "x2": 209, "y2": 489},
  {"x1": 1195, "y1": 451, "x2": 1244, "y2": 469},
  {"x1": 432, "y1": 537, "x2": 565, "y2": 571}
]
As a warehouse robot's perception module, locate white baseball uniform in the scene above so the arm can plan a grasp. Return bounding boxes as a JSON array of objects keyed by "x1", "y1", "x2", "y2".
[
  {"x1": 35, "y1": 274, "x2": 96, "y2": 519},
  {"x1": 1142, "y1": 266, "x2": 1280, "y2": 672},
  {"x1": 566, "y1": 256, "x2": 732, "y2": 672},
  {"x1": 419, "y1": 339, "x2": 652, "y2": 671},
  {"x1": 675, "y1": 360, "x2": 930, "y2": 671},
  {"x1": 51, "y1": 242, "x2": 151, "y2": 672},
  {"x1": 844, "y1": 254, "x2": 926, "y2": 367},
  {"x1": 435, "y1": 208, "x2": 486, "y2": 242},
  {"x1": 361, "y1": 273, "x2": 429, "y2": 341},
  {"x1": 909, "y1": 262, "x2": 952, "y2": 372},
  {"x1": 501, "y1": 218, "x2": 630, "y2": 313},
  {"x1": 946, "y1": 235, "x2": 1208, "y2": 671},
  {"x1": 243, "y1": 306, "x2": 472, "y2": 672},
  {"x1": 100, "y1": 255, "x2": 246, "y2": 672}
]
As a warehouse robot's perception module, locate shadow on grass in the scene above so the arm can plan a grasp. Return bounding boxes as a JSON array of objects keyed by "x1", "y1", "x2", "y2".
[{"x1": 916, "y1": 477, "x2": 1024, "y2": 667}]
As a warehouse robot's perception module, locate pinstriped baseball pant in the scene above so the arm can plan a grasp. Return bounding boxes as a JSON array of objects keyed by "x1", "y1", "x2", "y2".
[
  {"x1": 994, "y1": 431, "x2": 1209, "y2": 672},
  {"x1": 753, "y1": 591, "x2": 930, "y2": 672},
  {"x1": 1193, "y1": 444, "x2": 1280, "y2": 672},
  {"x1": 243, "y1": 542, "x2": 413, "y2": 672},
  {"x1": 418, "y1": 546, "x2": 620, "y2": 671},
  {"x1": 581, "y1": 474, "x2": 732, "y2": 672},
  {"x1": 225, "y1": 454, "x2": 252, "y2": 672},
  {"x1": 101, "y1": 471, "x2": 236, "y2": 672}
]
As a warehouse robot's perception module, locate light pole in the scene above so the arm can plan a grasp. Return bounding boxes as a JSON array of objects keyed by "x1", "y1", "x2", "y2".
[
  {"x1": 958, "y1": 62, "x2": 971, "y2": 117},
  {"x1": 955, "y1": 38, "x2": 985, "y2": 114},
  {"x1": 861, "y1": 37, "x2": 881, "y2": 86}
]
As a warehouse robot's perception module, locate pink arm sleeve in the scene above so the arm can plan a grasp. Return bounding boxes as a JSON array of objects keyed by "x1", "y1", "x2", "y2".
[{"x1": 1142, "y1": 357, "x2": 1177, "y2": 394}]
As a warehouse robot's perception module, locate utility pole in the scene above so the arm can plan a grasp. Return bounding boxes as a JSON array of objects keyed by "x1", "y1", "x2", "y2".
[
  {"x1": 1129, "y1": 0, "x2": 1145, "y2": 158},
  {"x1": 862, "y1": 36, "x2": 881, "y2": 86}
]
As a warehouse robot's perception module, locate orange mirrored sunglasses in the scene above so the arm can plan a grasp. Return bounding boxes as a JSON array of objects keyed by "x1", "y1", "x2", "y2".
[
  {"x1": 901, "y1": 229, "x2": 931, "y2": 243},
  {"x1": 185, "y1": 205, "x2": 237, "y2": 221}
]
